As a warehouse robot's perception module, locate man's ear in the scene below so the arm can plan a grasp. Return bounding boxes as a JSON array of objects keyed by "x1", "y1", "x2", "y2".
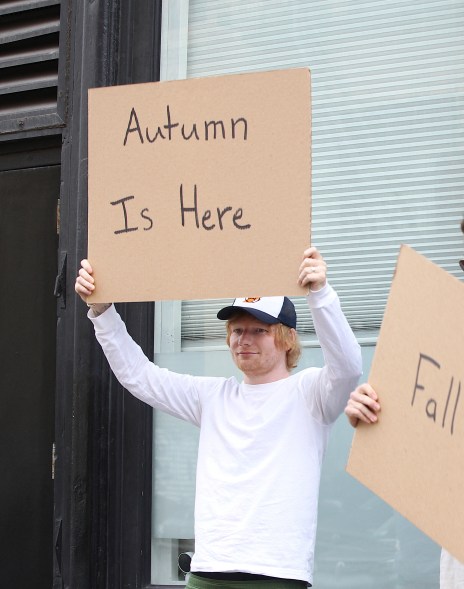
[{"x1": 285, "y1": 329, "x2": 296, "y2": 352}]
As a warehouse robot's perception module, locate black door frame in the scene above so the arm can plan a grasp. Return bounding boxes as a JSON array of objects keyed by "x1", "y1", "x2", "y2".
[{"x1": 53, "y1": 1, "x2": 162, "y2": 588}]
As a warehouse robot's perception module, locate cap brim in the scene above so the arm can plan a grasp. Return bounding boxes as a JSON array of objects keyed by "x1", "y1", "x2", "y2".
[{"x1": 217, "y1": 306, "x2": 280, "y2": 325}]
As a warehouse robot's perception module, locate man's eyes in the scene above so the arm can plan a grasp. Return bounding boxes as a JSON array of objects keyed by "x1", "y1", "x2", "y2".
[{"x1": 232, "y1": 328, "x2": 268, "y2": 335}]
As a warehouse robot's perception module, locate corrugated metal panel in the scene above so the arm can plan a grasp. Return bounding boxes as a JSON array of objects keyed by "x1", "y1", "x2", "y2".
[
  {"x1": 0, "y1": 0, "x2": 60, "y2": 119},
  {"x1": 179, "y1": 0, "x2": 464, "y2": 342}
]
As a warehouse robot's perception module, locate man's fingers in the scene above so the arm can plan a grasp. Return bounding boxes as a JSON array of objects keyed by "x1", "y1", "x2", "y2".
[
  {"x1": 80, "y1": 258, "x2": 93, "y2": 273},
  {"x1": 75, "y1": 260, "x2": 95, "y2": 299},
  {"x1": 75, "y1": 277, "x2": 94, "y2": 297},
  {"x1": 298, "y1": 250, "x2": 327, "y2": 290},
  {"x1": 297, "y1": 263, "x2": 326, "y2": 285},
  {"x1": 302, "y1": 246, "x2": 322, "y2": 260},
  {"x1": 350, "y1": 391, "x2": 380, "y2": 413},
  {"x1": 356, "y1": 382, "x2": 378, "y2": 401},
  {"x1": 345, "y1": 383, "x2": 381, "y2": 429},
  {"x1": 78, "y1": 266, "x2": 94, "y2": 284},
  {"x1": 76, "y1": 282, "x2": 93, "y2": 295},
  {"x1": 346, "y1": 400, "x2": 378, "y2": 424},
  {"x1": 76, "y1": 270, "x2": 94, "y2": 292}
]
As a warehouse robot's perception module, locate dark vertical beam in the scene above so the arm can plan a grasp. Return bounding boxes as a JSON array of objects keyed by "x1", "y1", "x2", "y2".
[
  {"x1": 118, "y1": 0, "x2": 161, "y2": 85},
  {"x1": 54, "y1": 0, "x2": 162, "y2": 588},
  {"x1": 110, "y1": 6, "x2": 161, "y2": 586},
  {"x1": 54, "y1": 1, "x2": 120, "y2": 585}
]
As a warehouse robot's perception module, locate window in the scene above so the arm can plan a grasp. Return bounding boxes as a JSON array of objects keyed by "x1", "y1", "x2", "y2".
[{"x1": 151, "y1": 1, "x2": 463, "y2": 586}]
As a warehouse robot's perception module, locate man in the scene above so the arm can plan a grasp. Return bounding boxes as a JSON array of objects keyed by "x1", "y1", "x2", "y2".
[
  {"x1": 345, "y1": 219, "x2": 464, "y2": 589},
  {"x1": 75, "y1": 246, "x2": 362, "y2": 588}
]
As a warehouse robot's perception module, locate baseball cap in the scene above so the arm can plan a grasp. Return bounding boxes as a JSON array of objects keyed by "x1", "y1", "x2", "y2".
[{"x1": 217, "y1": 296, "x2": 296, "y2": 329}]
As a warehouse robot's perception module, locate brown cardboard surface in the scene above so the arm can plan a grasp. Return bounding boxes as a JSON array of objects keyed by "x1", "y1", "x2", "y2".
[
  {"x1": 87, "y1": 68, "x2": 311, "y2": 302},
  {"x1": 346, "y1": 245, "x2": 464, "y2": 562}
]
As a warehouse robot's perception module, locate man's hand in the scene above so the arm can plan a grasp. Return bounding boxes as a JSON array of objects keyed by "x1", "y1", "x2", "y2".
[
  {"x1": 75, "y1": 259, "x2": 95, "y2": 301},
  {"x1": 297, "y1": 246, "x2": 327, "y2": 292},
  {"x1": 345, "y1": 383, "x2": 381, "y2": 428},
  {"x1": 75, "y1": 259, "x2": 111, "y2": 315}
]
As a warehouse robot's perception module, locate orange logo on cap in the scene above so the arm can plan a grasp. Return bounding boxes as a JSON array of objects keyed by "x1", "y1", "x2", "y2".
[{"x1": 243, "y1": 297, "x2": 261, "y2": 303}]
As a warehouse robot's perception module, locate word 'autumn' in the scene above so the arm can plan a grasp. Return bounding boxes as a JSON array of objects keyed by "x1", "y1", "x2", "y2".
[
  {"x1": 412, "y1": 353, "x2": 461, "y2": 435},
  {"x1": 123, "y1": 105, "x2": 248, "y2": 145},
  {"x1": 110, "y1": 184, "x2": 251, "y2": 234}
]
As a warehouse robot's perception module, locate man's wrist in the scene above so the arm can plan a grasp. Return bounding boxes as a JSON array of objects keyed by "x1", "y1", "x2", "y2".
[
  {"x1": 306, "y1": 282, "x2": 336, "y2": 308},
  {"x1": 309, "y1": 279, "x2": 327, "y2": 293},
  {"x1": 87, "y1": 302, "x2": 111, "y2": 316}
]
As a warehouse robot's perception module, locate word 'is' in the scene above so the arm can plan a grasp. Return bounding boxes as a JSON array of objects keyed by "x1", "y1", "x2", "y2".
[
  {"x1": 124, "y1": 105, "x2": 248, "y2": 145},
  {"x1": 111, "y1": 184, "x2": 251, "y2": 234}
]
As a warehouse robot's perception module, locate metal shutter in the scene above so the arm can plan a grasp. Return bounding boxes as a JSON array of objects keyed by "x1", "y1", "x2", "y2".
[{"x1": 178, "y1": 0, "x2": 464, "y2": 344}]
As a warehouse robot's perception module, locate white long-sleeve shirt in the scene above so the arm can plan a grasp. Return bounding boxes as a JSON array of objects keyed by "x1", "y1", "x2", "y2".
[
  {"x1": 90, "y1": 283, "x2": 362, "y2": 584},
  {"x1": 441, "y1": 549, "x2": 464, "y2": 588}
]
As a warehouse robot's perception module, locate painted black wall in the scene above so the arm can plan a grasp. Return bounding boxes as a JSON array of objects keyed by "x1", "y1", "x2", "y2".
[{"x1": 53, "y1": 1, "x2": 162, "y2": 588}]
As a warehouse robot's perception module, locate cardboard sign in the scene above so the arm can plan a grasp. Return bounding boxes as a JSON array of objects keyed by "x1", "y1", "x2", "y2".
[
  {"x1": 346, "y1": 245, "x2": 464, "y2": 562},
  {"x1": 87, "y1": 68, "x2": 311, "y2": 303}
]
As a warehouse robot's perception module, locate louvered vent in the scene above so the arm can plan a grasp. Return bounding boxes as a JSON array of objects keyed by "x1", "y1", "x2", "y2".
[{"x1": 0, "y1": 0, "x2": 61, "y2": 121}]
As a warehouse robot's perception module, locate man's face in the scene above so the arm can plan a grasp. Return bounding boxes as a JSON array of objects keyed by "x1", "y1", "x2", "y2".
[{"x1": 228, "y1": 314, "x2": 288, "y2": 384}]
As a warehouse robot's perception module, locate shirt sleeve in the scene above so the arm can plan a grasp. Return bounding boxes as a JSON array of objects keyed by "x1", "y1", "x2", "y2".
[
  {"x1": 440, "y1": 548, "x2": 464, "y2": 588},
  {"x1": 89, "y1": 305, "x2": 204, "y2": 425},
  {"x1": 299, "y1": 282, "x2": 363, "y2": 424}
]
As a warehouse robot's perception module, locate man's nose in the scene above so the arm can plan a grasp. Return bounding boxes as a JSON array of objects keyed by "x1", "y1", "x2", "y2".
[{"x1": 238, "y1": 329, "x2": 252, "y2": 344}]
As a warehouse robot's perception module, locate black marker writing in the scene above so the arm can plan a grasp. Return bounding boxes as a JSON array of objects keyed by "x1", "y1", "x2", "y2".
[
  {"x1": 123, "y1": 106, "x2": 248, "y2": 146},
  {"x1": 179, "y1": 184, "x2": 251, "y2": 231},
  {"x1": 141, "y1": 208, "x2": 153, "y2": 231},
  {"x1": 123, "y1": 109, "x2": 144, "y2": 146},
  {"x1": 411, "y1": 352, "x2": 461, "y2": 435},
  {"x1": 111, "y1": 196, "x2": 154, "y2": 234},
  {"x1": 111, "y1": 196, "x2": 139, "y2": 234}
]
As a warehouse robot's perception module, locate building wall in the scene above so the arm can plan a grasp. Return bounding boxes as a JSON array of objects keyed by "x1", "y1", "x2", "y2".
[{"x1": 1, "y1": 1, "x2": 463, "y2": 588}]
